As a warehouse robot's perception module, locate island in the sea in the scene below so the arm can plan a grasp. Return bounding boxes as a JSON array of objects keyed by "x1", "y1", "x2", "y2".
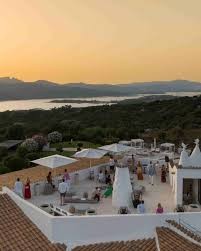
[{"x1": 49, "y1": 99, "x2": 116, "y2": 104}]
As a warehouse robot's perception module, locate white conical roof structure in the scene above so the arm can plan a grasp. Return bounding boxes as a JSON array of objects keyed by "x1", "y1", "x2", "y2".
[
  {"x1": 31, "y1": 154, "x2": 77, "y2": 169},
  {"x1": 99, "y1": 143, "x2": 132, "y2": 153},
  {"x1": 73, "y1": 148, "x2": 106, "y2": 159},
  {"x1": 112, "y1": 167, "x2": 132, "y2": 208},
  {"x1": 179, "y1": 143, "x2": 191, "y2": 167},
  {"x1": 190, "y1": 139, "x2": 201, "y2": 167}
]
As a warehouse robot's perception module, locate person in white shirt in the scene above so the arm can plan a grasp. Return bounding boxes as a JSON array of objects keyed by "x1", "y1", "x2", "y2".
[
  {"x1": 14, "y1": 178, "x2": 23, "y2": 198},
  {"x1": 98, "y1": 170, "x2": 104, "y2": 183},
  {"x1": 137, "y1": 200, "x2": 145, "y2": 214},
  {"x1": 58, "y1": 179, "x2": 68, "y2": 206}
]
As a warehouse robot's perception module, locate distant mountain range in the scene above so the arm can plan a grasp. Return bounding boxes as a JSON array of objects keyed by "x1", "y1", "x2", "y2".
[{"x1": 0, "y1": 77, "x2": 201, "y2": 101}]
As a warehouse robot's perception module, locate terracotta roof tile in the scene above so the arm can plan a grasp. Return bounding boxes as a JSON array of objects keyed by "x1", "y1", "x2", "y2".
[
  {"x1": 0, "y1": 194, "x2": 66, "y2": 251},
  {"x1": 156, "y1": 226, "x2": 201, "y2": 251},
  {"x1": 72, "y1": 238, "x2": 157, "y2": 251}
]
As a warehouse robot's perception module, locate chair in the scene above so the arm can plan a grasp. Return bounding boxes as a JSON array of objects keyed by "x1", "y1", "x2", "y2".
[{"x1": 43, "y1": 183, "x2": 53, "y2": 195}]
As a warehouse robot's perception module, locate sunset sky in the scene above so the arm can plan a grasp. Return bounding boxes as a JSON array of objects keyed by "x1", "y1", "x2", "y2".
[{"x1": 1, "y1": 0, "x2": 201, "y2": 84}]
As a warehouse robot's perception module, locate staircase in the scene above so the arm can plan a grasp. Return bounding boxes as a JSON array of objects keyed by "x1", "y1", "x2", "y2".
[{"x1": 166, "y1": 219, "x2": 201, "y2": 242}]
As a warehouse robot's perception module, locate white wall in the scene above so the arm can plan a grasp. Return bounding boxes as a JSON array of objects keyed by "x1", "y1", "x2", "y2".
[
  {"x1": 50, "y1": 212, "x2": 201, "y2": 248},
  {"x1": 31, "y1": 163, "x2": 108, "y2": 196},
  {"x1": 3, "y1": 186, "x2": 201, "y2": 249}
]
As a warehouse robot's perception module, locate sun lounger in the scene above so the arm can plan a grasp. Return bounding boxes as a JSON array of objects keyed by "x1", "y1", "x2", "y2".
[{"x1": 50, "y1": 204, "x2": 74, "y2": 216}]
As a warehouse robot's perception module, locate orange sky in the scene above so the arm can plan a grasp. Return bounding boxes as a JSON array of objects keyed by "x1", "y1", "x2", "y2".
[{"x1": 0, "y1": 0, "x2": 201, "y2": 84}]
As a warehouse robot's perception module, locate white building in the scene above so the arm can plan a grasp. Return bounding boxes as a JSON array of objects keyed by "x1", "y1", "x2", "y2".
[{"x1": 173, "y1": 139, "x2": 201, "y2": 206}]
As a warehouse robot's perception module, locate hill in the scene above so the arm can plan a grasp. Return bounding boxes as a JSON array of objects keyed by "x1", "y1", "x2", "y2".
[{"x1": 0, "y1": 78, "x2": 201, "y2": 101}]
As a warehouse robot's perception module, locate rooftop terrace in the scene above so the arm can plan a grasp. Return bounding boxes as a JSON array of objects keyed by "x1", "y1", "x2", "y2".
[{"x1": 30, "y1": 166, "x2": 175, "y2": 215}]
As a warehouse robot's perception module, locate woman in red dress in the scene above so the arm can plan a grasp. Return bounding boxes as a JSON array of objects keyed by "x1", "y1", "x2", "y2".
[{"x1": 24, "y1": 177, "x2": 31, "y2": 199}]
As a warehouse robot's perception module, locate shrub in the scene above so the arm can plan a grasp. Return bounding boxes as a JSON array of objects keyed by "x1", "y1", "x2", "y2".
[
  {"x1": 0, "y1": 147, "x2": 8, "y2": 159},
  {"x1": 25, "y1": 152, "x2": 40, "y2": 161},
  {"x1": 77, "y1": 142, "x2": 83, "y2": 148},
  {"x1": 4, "y1": 156, "x2": 28, "y2": 171},
  {"x1": 32, "y1": 135, "x2": 47, "y2": 150},
  {"x1": 48, "y1": 131, "x2": 62, "y2": 143},
  {"x1": 21, "y1": 138, "x2": 39, "y2": 152},
  {"x1": 17, "y1": 146, "x2": 29, "y2": 157},
  {"x1": 0, "y1": 166, "x2": 10, "y2": 174},
  {"x1": 56, "y1": 144, "x2": 63, "y2": 153}
]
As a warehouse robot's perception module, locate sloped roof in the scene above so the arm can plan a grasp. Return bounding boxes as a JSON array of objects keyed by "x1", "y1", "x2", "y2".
[
  {"x1": 0, "y1": 194, "x2": 65, "y2": 251},
  {"x1": 156, "y1": 227, "x2": 201, "y2": 251},
  {"x1": 72, "y1": 238, "x2": 157, "y2": 251},
  {"x1": 73, "y1": 226, "x2": 201, "y2": 251},
  {"x1": 0, "y1": 140, "x2": 23, "y2": 149},
  {"x1": 179, "y1": 140, "x2": 201, "y2": 168}
]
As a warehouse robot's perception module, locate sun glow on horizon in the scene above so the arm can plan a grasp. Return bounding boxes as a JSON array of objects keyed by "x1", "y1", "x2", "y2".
[{"x1": 1, "y1": 0, "x2": 201, "y2": 84}]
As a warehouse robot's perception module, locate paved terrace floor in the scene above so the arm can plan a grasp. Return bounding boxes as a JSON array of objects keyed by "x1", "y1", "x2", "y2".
[{"x1": 29, "y1": 167, "x2": 175, "y2": 215}]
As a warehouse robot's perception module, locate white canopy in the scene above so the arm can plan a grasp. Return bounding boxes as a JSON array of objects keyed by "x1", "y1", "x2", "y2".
[
  {"x1": 99, "y1": 143, "x2": 132, "y2": 153},
  {"x1": 112, "y1": 167, "x2": 132, "y2": 208},
  {"x1": 31, "y1": 154, "x2": 77, "y2": 169},
  {"x1": 73, "y1": 148, "x2": 106, "y2": 159},
  {"x1": 160, "y1": 143, "x2": 175, "y2": 147},
  {"x1": 131, "y1": 139, "x2": 144, "y2": 143},
  {"x1": 119, "y1": 140, "x2": 131, "y2": 145}
]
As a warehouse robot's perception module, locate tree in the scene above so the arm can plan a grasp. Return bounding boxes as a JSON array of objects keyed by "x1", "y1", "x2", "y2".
[
  {"x1": 56, "y1": 143, "x2": 63, "y2": 153},
  {"x1": 48, "y1": 131, "x2": 62, "y2": 143},
  {"x1": 21, "y1": 138, "x2": 39, "y2": 152},
  {"x1": 7, "y1": 123, "x2": 24, "y2": 139}
]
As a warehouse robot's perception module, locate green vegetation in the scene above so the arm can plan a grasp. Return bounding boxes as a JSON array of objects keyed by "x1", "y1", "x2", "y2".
[
  {"x1": 0, "y1": 95, "x2": 201, "y2": 174},
  {"x1": 51, "y1": 141, "x2": 101, "y2": 149}
]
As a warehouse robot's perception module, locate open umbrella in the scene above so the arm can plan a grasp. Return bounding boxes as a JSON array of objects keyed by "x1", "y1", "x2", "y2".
[
  {"x1": 31, "y1": 154, "x2": 77, "y2": 169},
  {"x1": 99, "y1": 143, "x2": 132, "y2": 154},
  {"x1": 73, "y1": 148, "x2": 106, "y2": 168}
]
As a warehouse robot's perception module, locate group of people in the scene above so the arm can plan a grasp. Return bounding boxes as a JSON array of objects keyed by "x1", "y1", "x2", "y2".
[
  {"x1": 98, "y1": 170, "x2": 112, "y2": 185},
  {"x1": 135, "y1": 160, "x2": 167, "y2": 185},
  {"x1": 14, "y1": 177, "x2": 31, "y2": 199},
  {"x1": 13, "y1": 169, "x2": 71, "y2": 206},
  {"x1": 137, "y1": 201, "x2": 164, "y2": 214}
]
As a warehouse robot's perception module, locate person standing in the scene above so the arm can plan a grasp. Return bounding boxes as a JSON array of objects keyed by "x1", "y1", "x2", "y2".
[
  {"x1": 137, "y1": 200, "x2": 145, "y2": 214},
  {"x1": 47, "y1": 171, "x2": 55, "y2": 188},
  {"x1": 63, "y1": 169, "x2": 71, "y2": 191},
  {"x1": 147, "y1": 161, "x2": 156, "y2": 185},
  {"x1": 14, "y1": 178, "x2": 23, "y2": 198},
  {"x1": 161, "y1": 165, "x2": 166, "y2": 183},
  {"x1": 137, "y1": 161, "x2": 143, "y2": 180},
  {"x1": 156, "y1": 203, "x2": 164, "y2": 214},
  {"x1": 58, "y1": 178, "x2": 68, "y2": 206},
  {"x1": 24, "y1": 177, "x2": 31, "y2": 199}
]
